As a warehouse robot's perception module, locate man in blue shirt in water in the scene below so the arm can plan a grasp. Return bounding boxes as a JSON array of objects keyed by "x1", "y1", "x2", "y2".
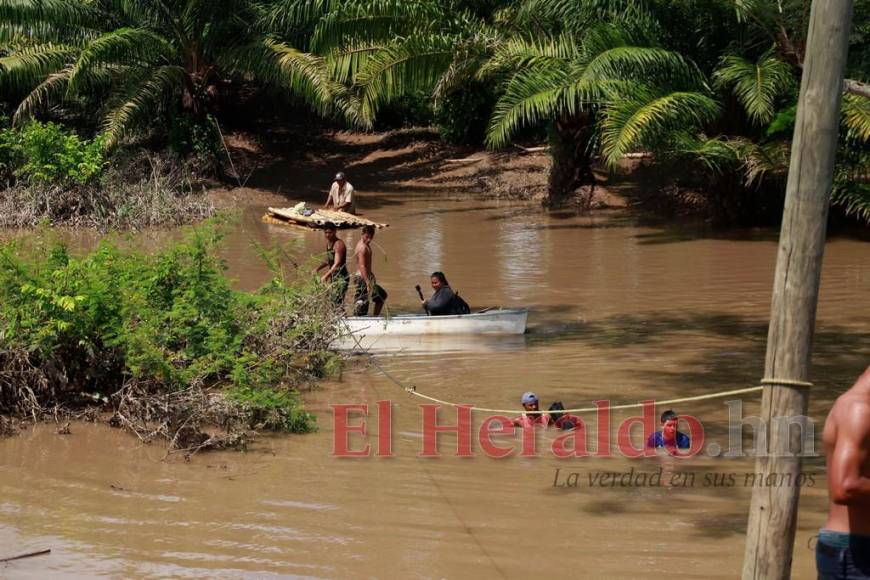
[{"x1": 646, "y1": 409, "x2": 691, "y2": 450}]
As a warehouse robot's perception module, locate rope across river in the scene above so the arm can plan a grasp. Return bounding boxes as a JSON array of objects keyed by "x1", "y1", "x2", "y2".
[{"x1": 364, "y1": 354, "x2": 812, "y2": 415}]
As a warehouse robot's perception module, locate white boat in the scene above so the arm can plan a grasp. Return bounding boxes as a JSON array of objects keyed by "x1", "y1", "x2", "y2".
[{"x1": 337, "y1": 308, "x2": 528, "y2": 340}]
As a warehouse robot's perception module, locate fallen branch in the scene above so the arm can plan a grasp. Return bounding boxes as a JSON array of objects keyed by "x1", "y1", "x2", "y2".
[
  {"x1": 844, "y1": 79, "x2": 870, "y2": 99},
  {"x1": 444, "y1": 157, "x2": 483, "y2": 164},
  {"x1": 513, "y1": 144, "x2": 548, "y2": 153},
  {"x1": 0, "y1": 549, "x2": 51, "y2": 563}
]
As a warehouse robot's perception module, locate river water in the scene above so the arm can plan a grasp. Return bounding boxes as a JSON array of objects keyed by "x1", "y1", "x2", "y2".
[{"x1": 1, "y1": 191, "x2": 869, "y2": 578}]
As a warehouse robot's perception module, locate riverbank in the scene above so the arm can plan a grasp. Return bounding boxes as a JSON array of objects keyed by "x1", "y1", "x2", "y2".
[
  {"x1": 0, "y1": 220, "x2": 341, "y2": 454},
  {"x1": 216, "y1": 127, "x2": 631, "y2": 209}
]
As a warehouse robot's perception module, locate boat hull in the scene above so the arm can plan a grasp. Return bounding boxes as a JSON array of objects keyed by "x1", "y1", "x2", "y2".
[{"x1": 338, "y1": 308, "x2": 528, "y2": 338}]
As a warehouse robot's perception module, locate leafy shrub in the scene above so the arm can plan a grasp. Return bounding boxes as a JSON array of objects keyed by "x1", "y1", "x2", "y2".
[
  {"x1": 227, "y1": 385, "x2": 315, "y2": 433},
  {"x1": 372, "y1": 90, "x2": 435, "y2": 130},
  {"x1": 435, "y1": 82, "x2": 497, "y2": 147},
  {"x1": 0, "y1": 220, "x2": 341, "y2": 441},
  {"x1": 168, "y1": 114, "x2": 223, "y2": 173},
  {"x1": 2, "y1": 122, "x2": 106, "y2": 186}
]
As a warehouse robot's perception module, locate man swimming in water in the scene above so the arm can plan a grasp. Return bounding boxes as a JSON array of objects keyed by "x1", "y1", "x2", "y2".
[
  {"x1": 514, "y1": 392, "x2": 581, "y2": 430},
  {"x1": 646, "y1": 409, "x2": 691, "y2": 450},
  {"x1": 817, "y1": 366, "x2": 870, "y2": 579}
]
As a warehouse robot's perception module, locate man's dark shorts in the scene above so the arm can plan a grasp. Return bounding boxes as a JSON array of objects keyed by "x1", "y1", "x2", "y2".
[
  {"x1": 817, "y1": 530, "x2": 870, "y2": 579},
  {"x1": 352, "y1": 274, "x2": 388, "y2": 316},
  {"x1": 330, "y1": 274, "x2": 349, "y2": 309}
]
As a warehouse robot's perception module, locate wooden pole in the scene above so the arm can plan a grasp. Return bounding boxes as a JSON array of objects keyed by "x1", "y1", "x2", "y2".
[{"x1": 741, "y1": 1, "x2": 854, "y2": 579}]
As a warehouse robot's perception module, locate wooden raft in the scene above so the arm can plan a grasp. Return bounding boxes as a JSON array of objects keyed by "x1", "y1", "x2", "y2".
[{"x1": 263, "y1": 206, "x2": 388, "y2": 230}]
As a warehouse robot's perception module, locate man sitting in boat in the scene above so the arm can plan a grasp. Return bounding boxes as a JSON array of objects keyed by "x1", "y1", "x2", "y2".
[
  {"x1": 323, "y1": 171, "x2": 356, "y2": 214},
  {"x1": 315, "y1": 225, "x2": 349, "y2": 310},
  {"x1": 353, "y1": 225, "x2": 388, "y2": 316},
  {"x1": 421, "y1": 272, "x2": 471, "y2": 315}
]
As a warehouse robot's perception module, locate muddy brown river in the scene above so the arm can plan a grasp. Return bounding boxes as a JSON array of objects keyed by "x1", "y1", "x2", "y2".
[{"x1": 2, "y1": 191, "x2": 869, "y2": 578}]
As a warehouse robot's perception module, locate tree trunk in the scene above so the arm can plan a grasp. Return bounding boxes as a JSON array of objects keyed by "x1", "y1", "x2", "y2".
[
  {"x1": 741, "y1": 1, "x2": 853, "y2": 578},
  {"x1": 547, "y1": 114, "x2": 595, "y2": 206}
]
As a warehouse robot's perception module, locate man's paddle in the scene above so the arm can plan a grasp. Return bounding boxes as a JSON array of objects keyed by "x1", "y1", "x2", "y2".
[{"x1": 415, "y1": 285, "x2": 430, "y2": 315}]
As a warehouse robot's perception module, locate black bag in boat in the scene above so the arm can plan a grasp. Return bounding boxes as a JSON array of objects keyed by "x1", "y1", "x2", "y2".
[{"x1": 451, "y1": 292, "x2": 471, "y2": 315}]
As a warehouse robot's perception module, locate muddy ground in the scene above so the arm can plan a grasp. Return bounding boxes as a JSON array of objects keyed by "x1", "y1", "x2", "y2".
[{"x1": 217, "y1": 128, "x2": 637, "y2": 211}]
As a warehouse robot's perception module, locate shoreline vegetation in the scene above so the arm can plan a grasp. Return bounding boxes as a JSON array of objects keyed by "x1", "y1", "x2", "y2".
[
  {"x1": 0, "y1": 219, "x2": 342, "y2": 454},
  {"x1": 0, "y1": 0, "x2": 867, "y2": 447},
  {"x1": 0, "y1": 121, "x2": 217, "y2": 230},
  {"x1": 0, "y1": 0, "x2": 865, "y2": 229}
]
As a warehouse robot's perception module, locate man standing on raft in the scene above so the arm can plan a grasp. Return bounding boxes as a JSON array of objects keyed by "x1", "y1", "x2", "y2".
[{"x1": 818, "y1": 366, "x2": 870, "y2": 579}]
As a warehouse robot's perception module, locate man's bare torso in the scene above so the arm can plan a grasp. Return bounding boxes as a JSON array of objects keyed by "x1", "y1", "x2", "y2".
[
  {"x1": 822, "y1": 370, "x2": 870, "y2": 534},
  {"x1": 355, "y1": 239, "x2": 372, "y2": 278}
]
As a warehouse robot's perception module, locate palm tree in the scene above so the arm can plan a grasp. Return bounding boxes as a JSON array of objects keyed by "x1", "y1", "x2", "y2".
[
  {"x1": 482, "y1": 12, "x2": 718, "y2": 203},
  {"x1": 0, "y1": 0, "x2": 340, "y2": 147},
  {"x1": 290, "y1": 0, "x2": 493, "y2": 128},
  {"x1": 307, "y1": 0, "x2": 718, "y2": 204},
  {"x1": 714, "y1": 0, "x2": 870, "y2": 222}
]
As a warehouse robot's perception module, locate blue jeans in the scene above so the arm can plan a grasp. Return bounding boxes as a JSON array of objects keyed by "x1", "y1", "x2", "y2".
[{"x1": 816, "y1": 530, "x2": 870, "y2": 579}]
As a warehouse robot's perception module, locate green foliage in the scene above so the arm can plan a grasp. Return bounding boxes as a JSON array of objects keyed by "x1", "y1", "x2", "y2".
[
  {"x1": 371, "y1": 89, "x2": 434, "y2": 130},
  {"x1": 0, "y1": 220, "x2": 340, "y2": 432},
  {"x1": 435, "y1": 80, "x2": 497, "y2": 146},
  {"x1": 227, "y1": 385, "x2": 315, "y2": 433},
  {"x1": 713, "y1": 52, "x2": 795, "y2": 125},
  {"x1": 0, "y1": 121, "x2": 105, "y2": 186},
  {"x1": 0, "y1": 0, "x2": 343, "y2": 148},
  {"x1": 168, "y1": 114, "x2": 222, "y2": 171}
]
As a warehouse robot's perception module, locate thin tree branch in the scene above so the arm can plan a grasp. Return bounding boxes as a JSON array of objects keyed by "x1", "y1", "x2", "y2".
[{"x1": 844, "y1": 79, "x2": 870, "y2": 99}]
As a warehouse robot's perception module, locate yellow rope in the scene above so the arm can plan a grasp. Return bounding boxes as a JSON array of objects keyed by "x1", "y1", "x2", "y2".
[
  {"x1": 760, "y1": 377, "x2": 814, "y2": 388},
  {"x1": 367, "y1": 355, "x2": 774, "y2": 415}
]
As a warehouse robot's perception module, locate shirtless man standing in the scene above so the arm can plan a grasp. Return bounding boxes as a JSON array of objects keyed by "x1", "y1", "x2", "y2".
[
  {"x1": 352, "y1": 225, "x2": 387, "y2": 316},
  {"x1": 818, "y1": 366, "x2": 870, "y2": 579}
]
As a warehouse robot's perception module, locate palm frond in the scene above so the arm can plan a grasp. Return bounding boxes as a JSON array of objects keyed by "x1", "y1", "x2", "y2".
[
  {"x1": 0, "y1": 43, "x2": 78, "y2": 93},
  {"x1": 224, "y1": 39, "x2": 338, "y2": 117},
  {"x1": 516, "y1": 0, "x2": 651, "y2": 36},
  {"x1": 843, "y1": 94, "x2": 870, "y2": 142},
  {"x1": 582, "y1": 45, "x2": 702, "y2": 88},
  {"x1": 600, "y1": 91, "x2": 720, "y2": 166},
  {"x1": 433, "y1": 29, "x2": 495, "y2": 100},
  {"x1": 0, "y1": 0, "x2": 108, "y2": 43},
  {"x1": 327, "y1": 41, "x2": 382, "y2": 84},
  {"x1": 12, "y1": 65, "x2": 72, "y2": 124},
  {"x1": 352, "y1": 33, "x2": 456, "y2": 126},
  {"x1": 672, "y1": 133, "x2": 741, "y2": 174},
  {"x1": 713, "y1": 52, "x2": 794, "y2": 124},
  {"x1": 257, "y1": 0, "x2": 339, "y2": 36},
  {"x1": 478, "y1": 33, "x2": 577, "y2": 80},
  {"x1": 311, "y1": 0, "x2": 449, "y2": 53},
  {"x1": 67, "y1": 27, "x2": 174, "y2": 94},
  {"x1": 101, "y1": 64, "x2": 187, "y2": 147},
  {"x1": 486, "y1": 68, "x2": 619, "y2": 149}
]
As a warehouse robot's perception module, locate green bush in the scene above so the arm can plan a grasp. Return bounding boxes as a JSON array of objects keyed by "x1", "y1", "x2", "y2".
[
  {"x1": 168, "y1": 114, "x2": 222, "y2": 172},
  {"x1": 0, "y1": 220, "x2": 340, "y2": 436},
  {"x1": 2, "y1": 122, "x2": 106, "y2": 186},
  {"x1": 372, "y1": 90, "x2": 435, "y2": 130},
  {"x1": 435, "y1": 82, "x2": 497, "y2": 147}
]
